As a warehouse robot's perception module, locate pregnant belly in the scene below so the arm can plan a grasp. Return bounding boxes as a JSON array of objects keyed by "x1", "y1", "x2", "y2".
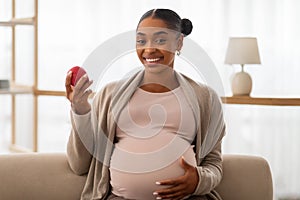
[{"x1": 109, "y1": 145, "x2": 197, "y2": 200}]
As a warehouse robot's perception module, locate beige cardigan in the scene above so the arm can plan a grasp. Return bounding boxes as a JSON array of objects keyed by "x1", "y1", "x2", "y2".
[{"x1": 67, "y1": 70, "x2": 226, "y2": 200}]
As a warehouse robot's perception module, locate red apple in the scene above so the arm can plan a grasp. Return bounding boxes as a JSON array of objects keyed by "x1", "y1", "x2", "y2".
[{"x1": 68, "y1": 66, "x2": 88, "y2": 86}]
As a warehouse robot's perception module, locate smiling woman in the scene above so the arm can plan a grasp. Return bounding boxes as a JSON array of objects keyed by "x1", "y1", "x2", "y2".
[{"x1": 65, "y1": 8, "x2": 225, "y2": 200}]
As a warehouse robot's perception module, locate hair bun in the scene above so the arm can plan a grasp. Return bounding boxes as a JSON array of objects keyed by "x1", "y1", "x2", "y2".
[{"x1": 181, "y1": 18, "x2": 193, "y2": 36}]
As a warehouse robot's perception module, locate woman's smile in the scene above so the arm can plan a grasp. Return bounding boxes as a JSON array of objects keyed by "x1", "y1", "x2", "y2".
[{"x1": 143, "y1": 56, "x2": 164, "y2": 64}]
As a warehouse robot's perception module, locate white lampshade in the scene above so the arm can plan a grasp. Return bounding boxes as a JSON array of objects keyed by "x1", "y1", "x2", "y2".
[{"x1": 225, "y1": 37, "x2": 261, "y2": 65}]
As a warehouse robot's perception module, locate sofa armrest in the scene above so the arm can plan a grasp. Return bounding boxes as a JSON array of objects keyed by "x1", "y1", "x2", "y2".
[
  {"x1": 0, "y1": 153, "x2": 86, "y2": 200},
  {"x1": 215, "y1": 154, "x2": 273, "y2": 200}
]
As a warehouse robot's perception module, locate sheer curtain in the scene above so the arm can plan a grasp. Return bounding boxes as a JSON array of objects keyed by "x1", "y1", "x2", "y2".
[{"x1": 9, "y1": 0, "x2": 300, "y2": 199}]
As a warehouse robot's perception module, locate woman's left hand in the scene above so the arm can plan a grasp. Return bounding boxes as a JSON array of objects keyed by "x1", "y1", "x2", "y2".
[{"x1": 154, "y1": 157, "x2": 199, "y2": 200}]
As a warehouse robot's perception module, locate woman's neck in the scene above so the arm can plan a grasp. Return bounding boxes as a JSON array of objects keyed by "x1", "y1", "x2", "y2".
[{"x1": 140, "y1": 68, "x2": 179, "y2": 93}]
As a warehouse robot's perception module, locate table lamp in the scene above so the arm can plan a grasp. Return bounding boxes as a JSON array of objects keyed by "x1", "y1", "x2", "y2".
[{"x1": 225, "y1": 37, "x2": 261, "y2": 96}]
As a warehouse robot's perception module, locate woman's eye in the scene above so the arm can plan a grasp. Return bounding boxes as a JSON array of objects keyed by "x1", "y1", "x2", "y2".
[
  {"x1": 136, "y1": 39, "x2": 146, "y2": 45},
  {"x1": 155, "y1": 38, "x2": 167, "y2": 44}
]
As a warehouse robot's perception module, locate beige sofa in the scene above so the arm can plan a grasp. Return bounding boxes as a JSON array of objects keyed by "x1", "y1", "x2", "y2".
[{"x1": 0, "y1": 153, "x2": 273, "y2": 200}]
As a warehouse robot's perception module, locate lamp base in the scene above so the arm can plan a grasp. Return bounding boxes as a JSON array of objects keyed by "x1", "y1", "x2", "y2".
[{"x1": 231, "y1": 71, "x2": 252, "y2": 96}]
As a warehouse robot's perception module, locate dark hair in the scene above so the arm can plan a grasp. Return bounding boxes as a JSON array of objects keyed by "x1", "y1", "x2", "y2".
[{"x1": 138, "y1": 9, "x2": 193, "y2": 37}]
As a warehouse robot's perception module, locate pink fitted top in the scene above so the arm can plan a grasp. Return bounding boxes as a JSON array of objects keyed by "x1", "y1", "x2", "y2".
[{"x1": 109, "y1": 87, "x2": 197, "y2": 200}]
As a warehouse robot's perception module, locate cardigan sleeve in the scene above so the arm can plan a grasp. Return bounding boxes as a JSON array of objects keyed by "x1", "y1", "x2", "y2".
[
  {"x1": 66, "y1": 90, "x2": 104, "y2": 175},
  {"x1": 193, "y1": 88, "x2": 226, "y2": 195},
  {"x1": 66, "y1": 110, "x2": 94, "y2": 175},
  {"x1": 66, "y1": 83, "x2": 114, "y2": 176}
]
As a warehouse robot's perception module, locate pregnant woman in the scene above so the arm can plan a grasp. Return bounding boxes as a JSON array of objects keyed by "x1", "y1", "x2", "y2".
[{"x1": 65, "y1": 9, "x2": 226, "y2": 200}]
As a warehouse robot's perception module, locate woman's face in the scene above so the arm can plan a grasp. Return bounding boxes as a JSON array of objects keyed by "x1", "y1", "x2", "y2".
[{"x1": 136, "y1": 17, "x2": 183, "y2": 72}]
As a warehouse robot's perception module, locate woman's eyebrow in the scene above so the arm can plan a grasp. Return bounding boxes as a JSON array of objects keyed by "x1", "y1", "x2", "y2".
[
  {"x1": 136, "y1": 31, "x2": 169, "y2": 36},
  {"x1": 154, "y1": 31, "x2": 168, "y2": 36},
  {"x1": 137, "y1": 32, "x2": 146, "y2": 36}
]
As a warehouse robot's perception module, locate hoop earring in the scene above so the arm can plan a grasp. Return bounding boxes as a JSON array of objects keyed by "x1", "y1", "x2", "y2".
[{"x1": 176, "y1": 50, "x2": 181, "y2": 56}]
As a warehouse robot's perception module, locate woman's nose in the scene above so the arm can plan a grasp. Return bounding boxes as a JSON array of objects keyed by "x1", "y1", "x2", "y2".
[{"x1": 144, "y1": 47, "x2": 156, "y2": 53}]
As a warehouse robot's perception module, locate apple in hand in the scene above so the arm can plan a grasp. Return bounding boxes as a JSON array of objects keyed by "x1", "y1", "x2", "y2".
[{"x1": 68, "y1": 66, "x2": 88, "y2": 86}]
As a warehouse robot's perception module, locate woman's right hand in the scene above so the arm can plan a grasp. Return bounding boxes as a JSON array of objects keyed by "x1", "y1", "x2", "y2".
[{"x1": 65, "y1": 71, "x2": 93, "y2": 115}]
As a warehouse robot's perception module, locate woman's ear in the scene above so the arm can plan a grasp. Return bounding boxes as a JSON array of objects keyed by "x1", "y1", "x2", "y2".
[{"x1": 177, "y1": 34, "x2": 184, "y2": 51}]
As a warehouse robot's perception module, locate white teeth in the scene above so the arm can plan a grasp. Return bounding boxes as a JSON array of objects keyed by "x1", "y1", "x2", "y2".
[{"x1": 145, "y1": 58, "x2": 160, "y2": 62}]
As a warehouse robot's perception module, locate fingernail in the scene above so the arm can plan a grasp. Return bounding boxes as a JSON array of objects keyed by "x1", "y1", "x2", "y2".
[
  {"x1": 153, "y1": 192, "x2": 158, "y2": 195},
  {"x1": 155, "y1": 181, "x2": 161, "y2": 185},
  {"x1": 156, "y1": 197, "x2": 162, "y2": 200}
]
